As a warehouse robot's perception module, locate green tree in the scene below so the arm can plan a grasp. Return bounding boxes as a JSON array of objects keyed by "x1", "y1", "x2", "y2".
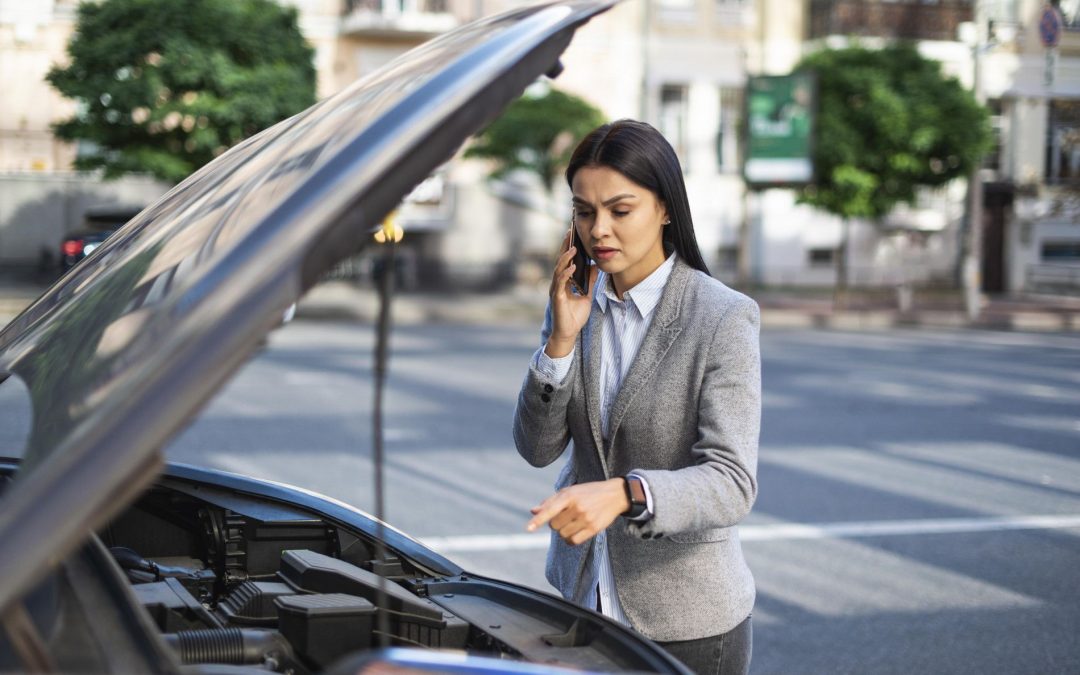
[
  {"x1": 47, "y1": 0, "x2": 316, "y2": 183},
  {"x1": 465, "y1": 86, "x2": 605, "y2": 194},
  {"x1": 795, "y1": 44, "x2": 992, "y2": 293}
]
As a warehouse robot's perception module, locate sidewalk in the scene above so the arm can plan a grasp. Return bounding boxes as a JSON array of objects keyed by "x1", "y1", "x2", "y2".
[
  {"x1": 297, "y1": 282, "x2": 1080, "y2": 332},
  {"x1": 2, "y1": 276, "x2": 1079, "y2": 333}
]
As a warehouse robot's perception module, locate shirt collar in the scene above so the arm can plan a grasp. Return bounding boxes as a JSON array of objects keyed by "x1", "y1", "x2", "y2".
[{"x1": 594, "y1": 253, "x2": 677, "y2": 319}]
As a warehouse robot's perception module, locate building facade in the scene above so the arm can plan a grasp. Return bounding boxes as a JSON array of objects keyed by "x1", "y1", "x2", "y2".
[{"x1": 4, "y1": 0, "x2": 1078, "y2": 292}]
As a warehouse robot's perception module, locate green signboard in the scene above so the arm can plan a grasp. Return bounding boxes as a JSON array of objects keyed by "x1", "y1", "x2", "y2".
[{"x1": 744, "y1": 73, "x2": 815, "y2": 186}]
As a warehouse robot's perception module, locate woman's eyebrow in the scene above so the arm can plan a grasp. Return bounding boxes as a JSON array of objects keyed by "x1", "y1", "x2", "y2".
[{"x1": 572, "y1": 193, "x2": 638, "y2": 207}]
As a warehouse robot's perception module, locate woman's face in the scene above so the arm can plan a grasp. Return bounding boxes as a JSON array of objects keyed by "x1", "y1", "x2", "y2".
[{"x1": 571, "y1": 165, "x2": 668, "y2": 296}]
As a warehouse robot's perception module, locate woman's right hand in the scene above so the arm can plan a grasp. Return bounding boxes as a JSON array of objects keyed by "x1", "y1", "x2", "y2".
[{"x1": 545, "y1": 230, "x2": 597, "y2": 358}]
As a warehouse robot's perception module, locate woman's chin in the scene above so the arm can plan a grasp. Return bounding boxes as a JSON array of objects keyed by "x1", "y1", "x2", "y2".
[{"x1": 593, "y1": 259, "x2": 621, "y2": 274}]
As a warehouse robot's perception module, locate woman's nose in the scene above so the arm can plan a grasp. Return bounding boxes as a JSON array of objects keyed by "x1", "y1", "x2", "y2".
[{"x1": 589, "y1": 213, "x2": 613, "y2": 239}]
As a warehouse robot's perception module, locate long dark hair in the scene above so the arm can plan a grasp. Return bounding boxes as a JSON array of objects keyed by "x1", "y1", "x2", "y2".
[{"x1": 565, "y1": 119, "x2": 711, "y2": 282}]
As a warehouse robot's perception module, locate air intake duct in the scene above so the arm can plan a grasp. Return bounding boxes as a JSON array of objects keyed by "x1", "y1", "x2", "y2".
[{"x1": 164, "y1": 627, "x2": 293, "y2": 667}]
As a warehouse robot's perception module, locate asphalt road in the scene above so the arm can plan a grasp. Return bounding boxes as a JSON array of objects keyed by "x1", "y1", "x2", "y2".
[{"x1": 166, "y1": 319, "x2": 1080, "y2": 675}]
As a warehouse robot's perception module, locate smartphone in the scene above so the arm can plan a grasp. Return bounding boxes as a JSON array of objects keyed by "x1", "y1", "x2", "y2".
[{"x1": 569, "y1": 222, "x2": 590, "y2": 295}]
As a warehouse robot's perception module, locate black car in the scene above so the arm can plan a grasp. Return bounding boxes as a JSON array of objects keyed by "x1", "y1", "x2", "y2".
[
  {"x1": 0, "y1": 1, "x2": 690, "y2": 672},
  {"x1": 60, "y1": 206, "x2": 143, "y2": 271}
]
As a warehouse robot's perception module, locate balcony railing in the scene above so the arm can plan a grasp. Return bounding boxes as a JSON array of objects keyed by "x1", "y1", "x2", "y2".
[
  {"x1": 342, "y1": 0, "x2": 455, "y2": 36},
  {"x1": 808, "y1": 0, "x2": 974, "y2": 42},
  {"x1": 345, "y1": 0, "x2": 448, "y2": 13}
]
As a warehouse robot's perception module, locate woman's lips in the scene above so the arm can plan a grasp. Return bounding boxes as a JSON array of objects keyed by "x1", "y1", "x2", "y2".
[{"x1": 592, "y1": 247, "x2": 618, "y2": 261}]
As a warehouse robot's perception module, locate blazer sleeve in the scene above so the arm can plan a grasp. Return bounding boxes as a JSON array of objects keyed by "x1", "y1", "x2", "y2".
[
  {"x1": 627, "y1": 294, "x2": 761, "y2": 538},
  {"x1": 512, "y1": 303, "x2": 578, "y2": 468}
]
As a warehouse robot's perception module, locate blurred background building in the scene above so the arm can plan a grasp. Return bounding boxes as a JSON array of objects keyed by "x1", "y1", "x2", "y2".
[{"x1": 2, "y1": 0, "x2": 1079, "y2": 294}]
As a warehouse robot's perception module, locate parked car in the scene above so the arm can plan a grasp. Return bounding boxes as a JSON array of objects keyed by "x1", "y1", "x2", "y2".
[
  {"x1": 59, "y1": 205, "x2": 143, "y2": 271},
  {"x1": 0, "y1": 1, "x2": 690, "y2": 672}
]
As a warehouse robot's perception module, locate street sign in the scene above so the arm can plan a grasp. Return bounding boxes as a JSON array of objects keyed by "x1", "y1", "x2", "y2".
[
  {"x1": 743, "y1": 73, "x2": 816, "y2": 187},
  {"x1": 1040, "y1": 4, "x2": 1063, "y2": 48}
]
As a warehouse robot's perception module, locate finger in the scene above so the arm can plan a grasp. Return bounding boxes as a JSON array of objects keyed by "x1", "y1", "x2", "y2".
[
  {"x1": 558, "y1": 518, "x2": 593, "y2": 545},
  {"x1": 529, "y1": 493, "x2": 557, "y2": 516},
  {"x1": 550, "y1": 510, "x2": 576, "y2": 532},
  {"x1": 568, "y1": 527, "x2": 596, "y2": 546},
  {"x1": 526, "y1": 495, "x2": 566, "y2": 531},
  {"x1": 558, "y1": 515, "x2": 586, "y2": 536},
  {"x1": 553, "y1": 264, "x2": 577, "y2": 301},
  {"x1": 550, "y1": 249, "x2": 577, "y2": 293},
  {"x1": 557, "y1": 246, "x2": 577, "y2": 269}
]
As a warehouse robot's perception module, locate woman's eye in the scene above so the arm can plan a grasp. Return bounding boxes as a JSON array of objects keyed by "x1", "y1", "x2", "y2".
[{"x1": 613, "y1": 211, "x2": 630, "y2": 217}]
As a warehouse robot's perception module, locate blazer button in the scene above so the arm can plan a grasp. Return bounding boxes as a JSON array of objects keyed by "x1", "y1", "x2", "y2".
[
  {"x1": 541, "y1": 393, "x2": 551, "y2": 403},
  {"x1": 543, "y1": 383, "x2": 554, "y2": 393}
]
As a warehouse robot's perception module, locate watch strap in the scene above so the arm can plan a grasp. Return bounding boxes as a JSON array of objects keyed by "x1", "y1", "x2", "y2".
[{"x1": 623, "y1": 475, "x2": 648, "y2": 519}]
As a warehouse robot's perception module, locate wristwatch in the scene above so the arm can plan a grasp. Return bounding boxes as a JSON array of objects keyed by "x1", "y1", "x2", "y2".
[{"x1": 623, "y1": 475, "x2": 648, "y2": 519}]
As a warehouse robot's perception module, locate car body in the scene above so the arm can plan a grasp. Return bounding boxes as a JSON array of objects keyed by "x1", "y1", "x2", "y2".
[
  {"x1": 0, "y1": 1, "x2": 690, "y2": 672},
  {"x1": 59, "y1": 206, "x2": 143, "y2": 271}
]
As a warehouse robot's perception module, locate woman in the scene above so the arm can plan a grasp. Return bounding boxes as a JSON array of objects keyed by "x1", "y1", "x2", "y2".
[{"x1": 512, "y1": 120, "x2": 760, "y2": 675}]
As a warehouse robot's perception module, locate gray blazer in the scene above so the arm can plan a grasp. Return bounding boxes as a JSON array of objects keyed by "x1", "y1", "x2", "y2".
[{"x1": 513, "y1": 257, "x2": 761, "y2": 642}]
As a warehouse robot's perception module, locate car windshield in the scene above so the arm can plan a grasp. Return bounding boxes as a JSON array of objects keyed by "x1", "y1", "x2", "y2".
[{"x1": 0, "y1": 374, "x2": 31, "y2": 461}]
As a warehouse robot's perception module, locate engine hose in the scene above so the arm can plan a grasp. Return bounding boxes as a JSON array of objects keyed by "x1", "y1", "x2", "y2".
[{"x1": 164, "y1": 627, "x2": 293, "y2": 666}]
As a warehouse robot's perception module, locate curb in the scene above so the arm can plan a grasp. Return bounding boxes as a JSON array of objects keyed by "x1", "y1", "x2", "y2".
[{"x1": 759, "y1": 308, "x2": 1080, "y2": 332}]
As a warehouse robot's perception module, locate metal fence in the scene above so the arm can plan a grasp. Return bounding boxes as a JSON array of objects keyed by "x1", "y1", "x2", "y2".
[{"x1": 1027, "y1": 263, "x2": 1080, "y2": 294}]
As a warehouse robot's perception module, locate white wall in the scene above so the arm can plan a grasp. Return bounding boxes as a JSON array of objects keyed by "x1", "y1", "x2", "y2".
[{"x1": 0, "y1": 173, "x2": 169, "y2": 266}]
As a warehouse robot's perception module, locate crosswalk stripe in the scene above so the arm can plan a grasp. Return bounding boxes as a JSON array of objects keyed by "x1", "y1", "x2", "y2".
[{"x1": 418, "y1": 514, "x2": 1080, "y2": 552}]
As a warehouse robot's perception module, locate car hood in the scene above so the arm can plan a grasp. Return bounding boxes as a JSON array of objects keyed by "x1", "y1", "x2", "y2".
[{"x1": 0, "y1": 0, "x2": 615, "y2": 614}]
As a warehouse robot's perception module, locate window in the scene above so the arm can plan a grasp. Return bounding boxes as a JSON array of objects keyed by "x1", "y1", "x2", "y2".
[
  {"x1": 983, "y1": 98, "x2": 1003, "y2": 173},
  {"x1": 983, "y1": 0, "x2": 1019, "y2": 24},
  {"x1": 657, "y1": 0, "x2": 696, "y2": 20},
  {"x1": 808, "y1": 248, "x2": 835, "y2": 267},
  {"x1": 1045, "y1": 100, "x2": 1080, "y2": 185},
  {"x1": 659, "y1": 85, "x2": 689, "y2": 164},
  {"x1": 715, "y1": 0, "x2": 751, "y2": 23},
  {"x1": 1042, "y1": 241, "x2": 1080, "y2": 260},
  {"x1": 717, "y1": 87, "x2": 743, "y2": 173}
]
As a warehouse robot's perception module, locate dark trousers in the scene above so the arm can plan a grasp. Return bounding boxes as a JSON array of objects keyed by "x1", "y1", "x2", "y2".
[{"x1": 657, "y1": 614, "x2": 752, "y2": 675}]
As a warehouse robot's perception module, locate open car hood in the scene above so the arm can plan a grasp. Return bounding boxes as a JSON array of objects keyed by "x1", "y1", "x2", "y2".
[{"x1": 0, "y1": 0, "x2": 615, "y2": 614}]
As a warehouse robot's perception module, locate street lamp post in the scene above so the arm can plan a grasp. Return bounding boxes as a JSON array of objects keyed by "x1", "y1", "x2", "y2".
[{"x1": 962, "y1": 1, "x2": 988, "y2": 322}]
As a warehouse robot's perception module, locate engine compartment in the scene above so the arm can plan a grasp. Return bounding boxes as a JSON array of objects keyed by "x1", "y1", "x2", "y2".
[
  {"x1": 100, "y1": 479, "x2": 486, "y2": 673},
  {"x1": 0, "y1": 461, "x2": 684, "y2": 674}
]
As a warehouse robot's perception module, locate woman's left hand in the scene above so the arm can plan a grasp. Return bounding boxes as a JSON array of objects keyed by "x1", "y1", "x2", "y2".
[{"x1": 526, "y1": 479, "x2": 630, "y2": 545}]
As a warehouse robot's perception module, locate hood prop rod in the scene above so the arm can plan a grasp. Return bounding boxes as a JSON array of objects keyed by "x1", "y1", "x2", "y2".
[{"x1": 371, "y1": 213, "x2": 399, "y2": 648}]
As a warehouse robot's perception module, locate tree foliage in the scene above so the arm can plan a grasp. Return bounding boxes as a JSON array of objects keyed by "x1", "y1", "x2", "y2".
[
  {"x1": 796, "y1": 44, "x2": 992, "y2": 220},
  {"x1": 47, "y1": 0, "x2": 316, "y2": 183},
  {"x1": 465, "y1": 86, "x2": 606, "y2": 193}
]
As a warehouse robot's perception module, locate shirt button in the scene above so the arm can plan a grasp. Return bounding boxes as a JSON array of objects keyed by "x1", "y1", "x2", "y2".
[
  {"x1": 544, "y1": 383, "x2": 554, "y2": 393},
  {"x1": 541, "y1": 393, "x2": 551, "y2": 403}
]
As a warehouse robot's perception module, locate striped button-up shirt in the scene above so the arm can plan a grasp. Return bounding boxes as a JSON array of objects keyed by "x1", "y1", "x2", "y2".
[{"x1": 533, "y1": 252, "x2": 675, "y2": 626}]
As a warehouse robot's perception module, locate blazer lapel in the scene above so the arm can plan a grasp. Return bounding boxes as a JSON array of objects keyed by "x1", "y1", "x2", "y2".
[
  {"x1": 604, "y1": 258, "x2": 690, "y2": 449},
  {"x1": 582, "y1": 306, "x2": 608, "y2": 477}
]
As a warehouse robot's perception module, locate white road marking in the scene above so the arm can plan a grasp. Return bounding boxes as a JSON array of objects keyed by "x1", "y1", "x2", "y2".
[{"x1": 418, "y1": 514, "x2": 1080, "y2": 552}]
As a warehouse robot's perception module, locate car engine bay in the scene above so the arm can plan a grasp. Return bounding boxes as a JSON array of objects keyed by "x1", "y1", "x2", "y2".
[
  {"x1": 99, "y1": 479, "x2": 509, "y2": 672},
  {"x1": 87, "y1": 475, "x2": 653, "y2": 674}
]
